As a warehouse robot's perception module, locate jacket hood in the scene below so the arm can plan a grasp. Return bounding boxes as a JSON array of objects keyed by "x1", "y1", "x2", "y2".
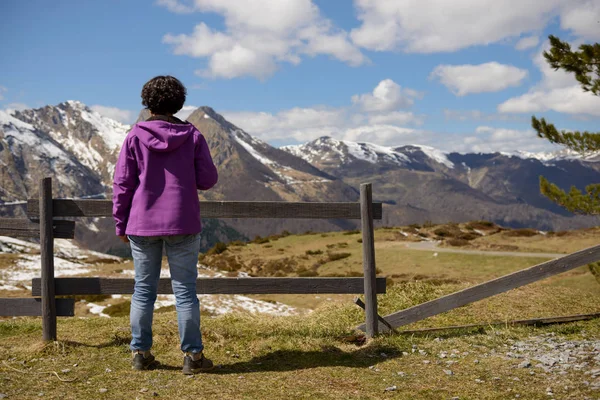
[{"x1": 133, "y1": 120, "x2": 195, "y2": 152}]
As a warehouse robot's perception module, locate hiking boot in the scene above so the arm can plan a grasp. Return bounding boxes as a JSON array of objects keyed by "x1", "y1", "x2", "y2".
[
  {"x1": 182, "y1": 352, "x2": 214, "y2": 375},
  {"x1": 132, "y1": 350, "x2": 156, "y2": 371}
]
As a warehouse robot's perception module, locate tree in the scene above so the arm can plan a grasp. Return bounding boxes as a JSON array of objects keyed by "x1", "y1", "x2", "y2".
[
  {"x1": 532, "y1": 35, "x2": 600, "y2": 214},
  {"x1": 532, "y1": 35, "x2": 600, "y2": 281}
]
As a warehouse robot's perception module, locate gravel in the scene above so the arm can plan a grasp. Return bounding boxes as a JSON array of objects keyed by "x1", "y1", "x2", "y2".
[{"x1": 504, "y1": 333, "x2": 600, "y2": 377}]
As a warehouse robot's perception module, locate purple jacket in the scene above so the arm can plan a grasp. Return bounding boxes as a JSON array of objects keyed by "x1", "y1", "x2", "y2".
[{"x1": 112, "y1": 116, "x2": 218, "y2": 236}]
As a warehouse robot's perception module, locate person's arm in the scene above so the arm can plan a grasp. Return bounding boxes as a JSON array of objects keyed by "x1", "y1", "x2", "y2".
[
  {"x1": 195, "y1": 132, "x2": 218, "y2": 190},
  {"x1": 113, "y1": 136, "x2": 138, "y2": 238}
]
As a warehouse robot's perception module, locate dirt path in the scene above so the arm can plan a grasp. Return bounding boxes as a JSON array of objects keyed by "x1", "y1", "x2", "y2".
[{"x1": 377, "y1": 240, "x2": 566, "y2": 259}]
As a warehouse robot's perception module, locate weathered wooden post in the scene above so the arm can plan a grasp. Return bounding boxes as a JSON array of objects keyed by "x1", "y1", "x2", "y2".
[
  {"x1": 40, "y1": 177, "x2": 56, "y2": 341},
  {"x1": 360, "y1": 183, "x2": 378, "y2": 337}
]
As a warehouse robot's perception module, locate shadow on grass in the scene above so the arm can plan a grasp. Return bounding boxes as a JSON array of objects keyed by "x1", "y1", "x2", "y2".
[{"x1": 205, "y1": 345, "x2": 403, "y2": 374}]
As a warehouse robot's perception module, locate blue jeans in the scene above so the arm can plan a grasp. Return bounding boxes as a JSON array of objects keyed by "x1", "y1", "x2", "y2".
[{"x1": 128, "y1": 234, "x2": 203, "y2": 354}]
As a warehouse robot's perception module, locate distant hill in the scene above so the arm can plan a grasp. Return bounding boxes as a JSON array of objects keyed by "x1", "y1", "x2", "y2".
[
  {"x1": 283, "y1": 137, "x2": 600, "y2": 231},
  {"x1": 1, "y1": 102, "x2": 598, "y2": 255}
]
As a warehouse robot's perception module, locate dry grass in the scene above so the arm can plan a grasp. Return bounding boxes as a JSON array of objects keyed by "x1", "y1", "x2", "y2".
[
  {"x1": 1, "y1": 280, "x2": 599, "y2": 399},
  {"x1": 1, "y1": 223, "x2": 600, "y2": 398}
]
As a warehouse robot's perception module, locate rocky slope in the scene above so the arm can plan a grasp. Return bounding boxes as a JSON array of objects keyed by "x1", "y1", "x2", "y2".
[
  {"x1": 283, "y1": 137, "x2": 600, "y2": 230},
  {"x1": 2, "y1": 101, "x2": 598, "y2": 251}
]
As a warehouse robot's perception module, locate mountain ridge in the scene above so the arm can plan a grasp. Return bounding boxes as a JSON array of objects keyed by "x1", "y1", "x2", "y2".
[{"x1": 1, "y1": 102, "x2": 598, "y2": 252}]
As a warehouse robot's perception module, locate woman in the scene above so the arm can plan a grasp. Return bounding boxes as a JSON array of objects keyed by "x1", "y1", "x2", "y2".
[{"x1": 113, "y1": 75, "x2": 218, "y2": 374}]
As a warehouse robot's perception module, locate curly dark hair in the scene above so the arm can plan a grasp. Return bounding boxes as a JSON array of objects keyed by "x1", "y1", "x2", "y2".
[{"x1": 141, "y1": 75, "x2": 187, "y2": 115}]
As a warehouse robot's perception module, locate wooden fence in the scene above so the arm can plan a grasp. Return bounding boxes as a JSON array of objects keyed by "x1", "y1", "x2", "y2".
[
  {"x1": 356, "y1": 243, "x2": 600, "y2": 333},
  {"x1": 0, "y1": 178, "x2": 386, "y2": 340}
]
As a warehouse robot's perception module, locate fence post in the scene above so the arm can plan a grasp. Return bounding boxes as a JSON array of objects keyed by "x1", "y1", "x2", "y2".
[
  {"x1": 40, "y1": 177, "x2": 56, "y2": 341},
  {"x1": 360, "y1": 183, "x2": 378, "y2": 337}
]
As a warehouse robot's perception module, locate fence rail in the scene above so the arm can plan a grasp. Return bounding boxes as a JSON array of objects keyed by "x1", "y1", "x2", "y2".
[
  {"x1": 27, "y1": 199, "x2": 383, "y2": 220},
  {"x1": 0, "y1": 298, "x2": 74, "y2": 317},
  {"x1": 0, "y1": 218, "x2": 75, "y2": 239},
  {"x1": 0, "y1": 178, "x2": 385, "y2": 341},
  {"x1": 31, "y1": 277, "x2": 387, "y2": 296},
  {"x1": 357, "y1": 244, "x2": 600, "y2": 332}
]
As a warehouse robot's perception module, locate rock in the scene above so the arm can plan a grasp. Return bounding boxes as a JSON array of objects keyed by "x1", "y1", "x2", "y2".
[
  {"x1": 61, "y1": 369, "x2": 70, "y2": 373},
  {"x1": 397, "y1": 371, "x2": 406, "y2": 376},
  {"x1": 105, "y1": 368, "x2": 111, "y2": 373},
  {"x1": 384, "y1": 386, "x2": 397, "y2": 392},
  {"x1": 99, "y1": 389, "x2": 108, "y2": 394},
  {"x1": 444, "y1": 369, "x2": 453, "y2": 376},
  {"x1": 419, "y1": 350, "x2": 427, "y2": 356},
  {"x1": 518, "y1": 360, "x2": 531, "y2": 368},
  {"x1": 475, "y1": 379, "x2": 484, "y2": 384},
  {"x1": 0, "y1": 394, "x2": 7, "y2": 399},
  {"x1": 423, "y1": 360, "x2": 431, "y2": 364},
  {"x1": 139, "y1": 388, "x2": 148, "y2": 393},
  {"x1": 474, "y1": 359, "x2": 479, "y2": 364},
  {"x1": 380, "y1": 352, "x2": 388, "y2": 358}
]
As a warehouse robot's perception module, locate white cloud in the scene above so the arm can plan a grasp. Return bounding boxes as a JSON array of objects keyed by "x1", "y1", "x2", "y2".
[
  {"x1": 351, "y1": 79, "x2": 421, "y2": 111},
  {"x1": 515, "y1": 36, "x2": 540, "y2": 50},
  {"x1": 90, "y1": 105, "x2": 135, "y2": 124},
  {"x1": 175, "y1": 105, "x2": 198, "y2": 120},
  {"x1": 368, "y1": 111, "x2": 424, "y2": 125},
  {"x1": 430, "y1": 62, "x2": 528, "y2": 96},
  {"x1": 161, "y1": 0, "x2": 367, "y2": 79},
  {"x1": 455, "y1": 125, "x2": 559, "y2": 153},
  {"x1": 498, "y1": 41, "x2": 600, "y2": 117},
  {"x1": 156, "y1": 0, "x2": 195, "y2": 13},
  {"x1": 4, "y1": 103, "x2": 29, "y2": 112},
  {"x1": 0, "y1": 86, "x2": 6, "y2": 101},
  {"x1": 221, "y1": 79, "x2": 424, "y2": 145},
  {"x1": 498, "y1": 86, "x2": 600, "y2": 116},
  {"x1": 350, "y1": 0, "x2": 597, "y2": 53},
  {"x1": 560, "y1": 0, "x2": 600, "y2": 40},
  {"x1": 444, "y1": 109, "x2": 527, "y2": 122}
]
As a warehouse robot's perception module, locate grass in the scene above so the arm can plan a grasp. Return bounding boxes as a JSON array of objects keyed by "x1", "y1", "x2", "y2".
[
  {"x1": 1, "y1": 281, "x2": 599, "y2": 399},
  {"x1": 1, "y1": 223, "x2": 600, "y2": 398}
]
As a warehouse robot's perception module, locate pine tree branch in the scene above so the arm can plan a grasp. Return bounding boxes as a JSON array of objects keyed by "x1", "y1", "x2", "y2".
[
  {"x1": 531, "y1": 117, "x2": 600, "y2": 156},
  {"x1": 540, "y1": 177, "x2": 600, "y2": 215}
]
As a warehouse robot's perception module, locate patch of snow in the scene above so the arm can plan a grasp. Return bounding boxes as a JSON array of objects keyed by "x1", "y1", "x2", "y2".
[
  {"x1": 114, "y1": 265, "x2": 296, "y2": 316},
  {"x1": 411, "y1": 145, "x2": 454, "y2": 169},
  {"x1": 473, "y1": 229, "x2": 486, "y2": 236},
  {"x1": 54, "y1": 239, "x2": 122, "y2": 262},
  {"x1": 75, "y1": 101, "x2": 129, "y2": 150},
  {"x1": 0, "y1": 255, "x2": 90, "y2": 290},
  {"x1": 0, "y1": 236, "x2": 37, "y2": 253},
  {"x1": 231, "y1": 129, "x2": 276, "y2": 166},
  {"x1": 152, "y1": 293, "x2": 296, "y2": 316},
  {"x1": 0, "y1": 111, "x2": 75, "y2": 165},
  {"x1": 0, "y1": 284, "x2": 21, "y2": 291},
  {"x1": 87, "y1": 303, "x2": 110, "y2": 318}
]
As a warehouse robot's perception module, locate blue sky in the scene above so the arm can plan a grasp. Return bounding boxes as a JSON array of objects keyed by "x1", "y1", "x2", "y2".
[{"x1": 1, "y1": 0, "x2": 599, "y2": 153}]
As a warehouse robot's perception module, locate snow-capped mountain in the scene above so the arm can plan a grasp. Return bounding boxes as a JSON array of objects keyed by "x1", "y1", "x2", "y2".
[
  {"x1": 282, "y1": 136, "x2": 600, "y2": 230},
  {"x1": 282, "y1": 136, "x2": 598, "y2": 172},
  {"x1": 12, "y1": 100, "x2": 128, "y2": 184},
  {"x1": 2, "y1": 101, "x2": 599, "y2": 245},
  {"x1": 0, "y1": 109, "x2": 105, "y2": 203}
]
